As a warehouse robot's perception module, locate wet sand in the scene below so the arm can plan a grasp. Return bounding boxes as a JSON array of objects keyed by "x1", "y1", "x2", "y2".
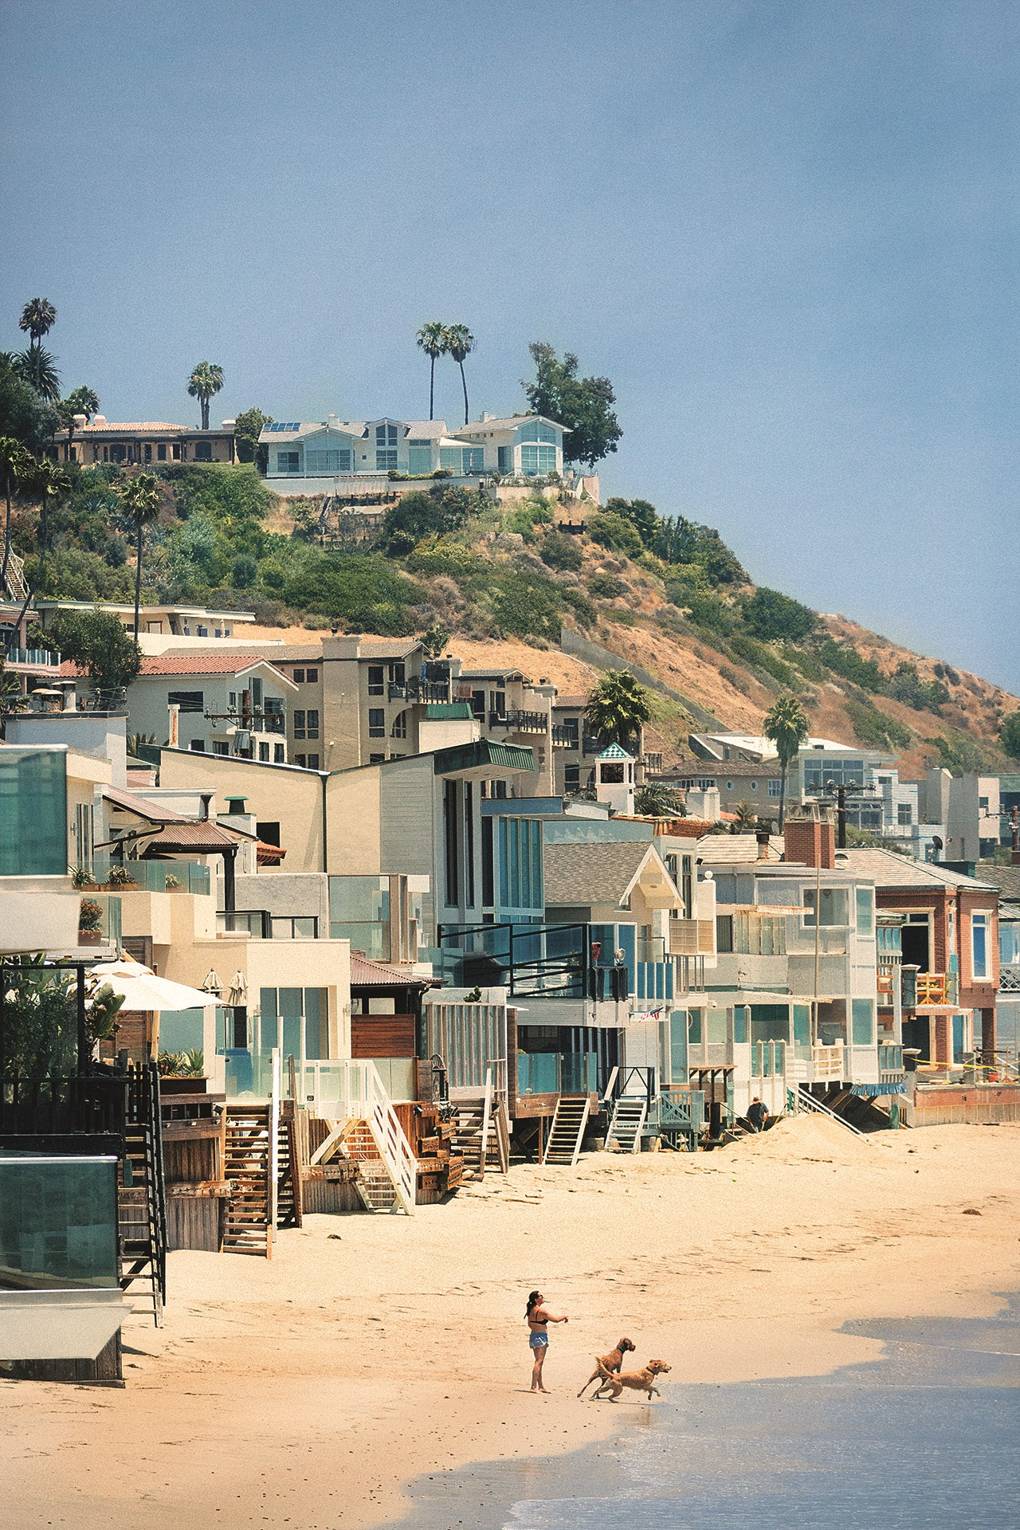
[{"x1": 3, "y1": 1118, "x2": 1019, "y2": 1529}]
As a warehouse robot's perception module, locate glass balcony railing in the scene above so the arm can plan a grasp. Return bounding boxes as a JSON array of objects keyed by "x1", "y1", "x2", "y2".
[
  {"x1": 516, "y1": 1051, "x2": 598, "y2": 1095},
  {"x1": 0, "y1": 1155, "x2": 120, "y2": 1291},
  {"x1": 92, "y1": 855, "x2": 211, "y2": 896},
  {"x1": 3, "y1": 646, "x2": 60, "y2": 667}
]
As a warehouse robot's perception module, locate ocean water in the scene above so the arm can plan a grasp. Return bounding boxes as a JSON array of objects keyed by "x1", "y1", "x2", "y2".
[{"x1": 388, "y1": 1299, "x2": 1020, "y2": 1529}]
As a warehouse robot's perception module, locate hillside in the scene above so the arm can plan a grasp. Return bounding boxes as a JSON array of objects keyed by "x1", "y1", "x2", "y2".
[{"x1": 7, "y1": 463, "x2": 1018, "y2": 774}]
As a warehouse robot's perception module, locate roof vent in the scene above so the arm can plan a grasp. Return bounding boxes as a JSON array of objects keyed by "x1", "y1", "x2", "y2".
[{"x1": 93, "y1": 414, "x2": 107, "y2": 426}]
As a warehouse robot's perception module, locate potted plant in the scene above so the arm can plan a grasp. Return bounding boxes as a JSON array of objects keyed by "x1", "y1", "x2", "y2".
[
  {"x1": 78, "y1": 897, "x2": 104, "y2": 944},
  {"x1": 106, "y1": 863, "x2": 136, "y2": 888},
  {"x1": 70, "y1": 864, "x2": 95, "y2": 890},
  {"x1": 163, "y1": 872, "x2": 181, "y2": 891}
]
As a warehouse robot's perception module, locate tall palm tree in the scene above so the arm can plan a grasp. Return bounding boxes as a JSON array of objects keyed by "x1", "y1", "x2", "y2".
[
  {"x1": 14, "y1": 345, "x2": 61, "y2": 402},
  {"x1": 416, "y1": 322, "x2": 448, "y2": 421},
  {"x1": 187, "y1": 362, "x2": 224, "y2": 430},
  {"x1": 56, "y1": 385, "x2": 100, "y2": 463},
  {"x1": 445, "y1": 324, "x2": 475, "y2": 426},
  {"x1": 119, "y1": 472, "x2": 161, "y2": 637},
  {"x1": 584, "y1": 670, "x2": 652, "y2": 751},
  {"x1": 763, "y1": 694, "x2": 809, "y2": 829},
  {"x1": 731, "y1": 801, "x2": 759, "y2": 832},
  {"x1": 0, "y1": 435, "x2": 32, "y2": 596},
  {"x1": 18, "y1": 298, "x2": 57, "y2": 349}
]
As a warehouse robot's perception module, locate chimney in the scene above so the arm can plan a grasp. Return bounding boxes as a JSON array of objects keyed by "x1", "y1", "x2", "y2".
[
  {"x1": 755, "y1": 828, "x2": 771, "y2": 861},
  {"x1": 783, "y1": 802, "x2": 835, "y2": 869}
]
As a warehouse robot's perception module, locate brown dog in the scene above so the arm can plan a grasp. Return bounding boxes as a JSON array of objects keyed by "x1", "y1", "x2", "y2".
[
  {"x1": 591, "y1": 1357, "x2": 671, "y2": 1402},
  {"x1": 577, "y1": 1338, "x2": 637, "y2": 1398}
]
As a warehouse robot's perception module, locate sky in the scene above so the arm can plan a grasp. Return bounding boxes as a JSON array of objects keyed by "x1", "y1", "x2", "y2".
[{"x1": 2, "y1": 0, "x2": 1017, "y2": 691}]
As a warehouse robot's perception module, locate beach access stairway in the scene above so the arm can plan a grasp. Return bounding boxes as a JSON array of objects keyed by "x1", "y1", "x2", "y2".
[
  {"x1": 118, "y1": 1064, "x2": 168, "y2": 1326},
  {"x1": 603, "y1": 1094, "x2": 647, "y2": 1153},
  {"x1": 297, "y1": 1060, "x2": 417, "y2": 1214},
  {"x1": 223, "y1": 1103, "x2": 275, "y2": 1255},
  {"x1": 451, "y1": 1069, "x2": 510, "y2": 1183},
  {"x1": 542, "y1": 1094, "x2": 591, "y2": 1167}
]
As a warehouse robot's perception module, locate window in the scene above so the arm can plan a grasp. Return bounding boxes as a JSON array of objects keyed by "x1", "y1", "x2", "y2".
[
  {"x1": 368, "y1": 708, "x2": 385, "y2": 737},
  {"x1": 74, "y1": 802, "x2": 95, "y2": 874},
  {"x1": 295, "y1": 753, "x2": 306, "y2": 768},
  {"x1": 259, "y1": 987, "x2": 328, "y2": 1063},
  {"x1": 197, "y1": 625, "x2": 208, "y2": 637},
  {"x1": 305, "y1": 667, "x2": 317, "y2": 684},
  {"x1": 307, "y1": 448, "x2": 352, "y2": 473},
  {"x1": 213, "y1": 741, "x2": 229, "y2": 756},
  {"x1": 294, "y1": 709, "x2": 319, "y2": 740},
  {"x1": 971, "y1": 914, "x2": 989, "y2": 980},
  {"x1": 389, "y1": 662, "x2": 404, "y2": 685},
  {"x1": 518, "y1": 421, "x2": 558, "y2": 443},
  {"x1": 407, "y1": 445, "x2": 433, "y2": 476},
  {"x1": 750, "y1": 781, "x2": 758, "y2": 790},
  {"x1": 0, "y1": 747, "x2": 67, "y2": 875},
  {"x1": 564, "y1": 765, "x2": 581, "y2": 793},
  {"x1": 497, "y1": 445, "x2": 511, "y2": 472},
  {"x1": 367, "y1": 665, "x2": 385, "y2": 696},
  {"x1": 257, "y1": 822, "x2": 280, "y2": 847},
  {"x1": 897, "y1": 803, "x2": 913, "y2": 826},
  {"x1": 716, "y1": 915, "x2": 734, "y2": 953},
  {"x1": 293, "y1": 669, "x2": 305, "y2": 684},
  {"x1": 274, "y1": 744, "x2": 285, "y2": 763},
  {"x1": 143, "y1": 444, "x2": 152, "y2": 463},
  {"x1": 520, "y1": 444, "x2": 557, "y2": 475},
  {"x1": 258, "y1": 742, "x2": 270, "y2": 761},
  {"x1": 194, "y1": 441, "x2": 212, "y2": 462},
  {"x1": 463, "y1": 446, "x2": 484, "y2": 473},
  {"x1": 768, "y1": 779, "x2": 782, "y2": 798},
  {"x1": 440, "y1": 447, "x2": 463, "y2": 472},
  {"x1": 157, "y1": 444, "x2": 167, "y2": 461},
  {"x1": 306, "y1": 753, "x2": 320, "y2": 770},
  {"x1": 369, "y1": 753, "x2": 384, "y2": 764},
  {"x1": 167, "y1": 690, "x2": 204, "y2": 713},
  {"x1": 803, "y1": 888, "x2": 849, "y2": 927},
  {"x1": 851, "y1": 999, "x2": 875, "y2": 1046},
  {"x1": 855, "y1": 886, "x2": 874, "y2": 937},
  {"x1": 391, "y1": 711, "x2": 407, "y2": 739},
  {"x1": 375, "y1": 422, "x2": 398, "y2": 471},
  {"x1": 277, "y1": 451, "x2": 300, "y2": 474},
  {"x1": 189, "y1": 739, "x2": 206, "y2": 752}
]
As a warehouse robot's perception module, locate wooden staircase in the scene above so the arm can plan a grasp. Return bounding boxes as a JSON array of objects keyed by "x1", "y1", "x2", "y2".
[
  {"x1": 224, "y1": 1103, "x2": 273, "y2": 1256},
  {"x1": 338, "y1": 1120, "x2": 402, "y2": 1211},
  {"x1": 276, "y1": 1113, "x2": 302, "y2": 1229},
  {"x1": 604, "y1": 1095, "x2": 647, "y2": 1154},
  {"x1": 452, "y1": 1099, "x2": 488, "y2": 1182},
  {"x1": 542, "y1": 1095, "x2": 591, "y2": 1168}
]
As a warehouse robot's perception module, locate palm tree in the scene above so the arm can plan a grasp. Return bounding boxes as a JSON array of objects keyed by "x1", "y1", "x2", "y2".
[
  {"x1": 416, "y1": 323, "x2": 448, "y2": 421},
  {"x1": 16, "y1": 460, "x2": 70, "y2": 621},
  {"x1": 0, "y1": 435, "x2": 32, "y2": 596},
  {"x1": 187, "y1": 362, "x2": 224, "y2": 430},
  {"x1": 56, "y1": 386, "x2": 100, "y2": 463},
  {"x1": 731, "y1": 801, "x2": 759, "y2": 832},
  {"x1": 584, "y1": 670, "x2": 652, "y2": 751},
  {"x1": 634, "y1": 780, "x2": 686, "y2": 817},
  {"x1": 119, "y1": 472, "x2": 162, "y2": 636},
  {"x1": 445, "y1": 324, "x2": 475, "y2": 426},
  {"x1": 763, "y1": 694, "x2": 809, "y2": 829},
  {"x1": 19, "y1": 298, "x2": 57, "y2": 349},
  {"x1": 14, "y1": 346, "x2": 61, "y2": 402}
]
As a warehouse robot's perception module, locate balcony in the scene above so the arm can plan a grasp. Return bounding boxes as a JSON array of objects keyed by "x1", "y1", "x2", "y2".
[
  {"x1": 93, "y1": 855, "x2": 211, "y2": 896},
  {"x1": 516, "y1": 1051, "x2": 598, "y2": 1096},
  {"x1": 1000, "y1": 963, "x2": 1020, "y2": 993},
  {"x1": 902, "y1": 970, "x2": 956, "y2": 1007},
  {"x1": 488, "y1": 709, "x2": 547, "y2": 734},
  {"x1": 3, "y1": 645, "x2": 60, "y2": 669},
  {"x1": 216, "y1": 909, "x2": 272, "y2": 938},
  {"x1": 668, "y1": 919, "x2": 715, "y2": 957},
  {"x1": 552, "y1": 724, "x2": 577, "y2": 748}
]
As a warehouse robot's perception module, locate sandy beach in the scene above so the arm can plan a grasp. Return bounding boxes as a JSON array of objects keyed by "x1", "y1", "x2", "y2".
[{"x1": 4, "y1": 1117, "x2": 1019, "y2": 1530}]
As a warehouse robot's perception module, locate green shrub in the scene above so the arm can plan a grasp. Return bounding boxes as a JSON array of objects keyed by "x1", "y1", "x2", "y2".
[
  {"x1": 845, "y1": 699, "x2": 911, "y2": 750},
  {"x1": 588, "y1": 510, "x2": 643, "y2": 557},
  {"x1": 887, "y1": 661, "x2": 950, "y2": 714},
  {"x1": 742, "y1": 587, "x2": 817, "y2": 642},
  {"x1": 728, "y1": 634, "x2": 798, "y2": 688},
  {"x1": 488, "y1": 571, "x2": 563, "y2": 641},
  {"x1": 539, "y1": 530, "x2": 583, "y2": 572},
  {"x1": 562, "y1": 587, "x2": 597, "y2": 627},
  {"x1": 588, "y1": 571, "x2": 626, "y2": 600},
  {"x1": 652, "y1": 516, "x2": 747, "y2": 584},
  {"x1": 815, "y1": 637, "x2": 886, "y2": 693},
  {"x1": 380, "y1": 485, "x2": 476, "y2": 552},
  {"x1": 503, "y1": 498, "x2": 553, "y2": 539}
]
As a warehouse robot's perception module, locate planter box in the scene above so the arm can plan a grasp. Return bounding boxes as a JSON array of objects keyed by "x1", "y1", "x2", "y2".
[{"x1": 160, "y1": 1076, "x2": 210, "y2": 1096}]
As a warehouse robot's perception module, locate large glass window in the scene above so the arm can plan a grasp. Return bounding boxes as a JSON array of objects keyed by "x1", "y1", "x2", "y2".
[
  {"x1": 855, "y1": 886, "x2": 874, "y2": 937},
  {"x1": 971, "y1": 914, "x2": 989, "y2": 980},
  {"x1": 803, "y1": 888, "x2": 850, "y2": 927},
  {"x1": 0, "y1": 1156, "x2": 119, "y2": 1290},
  {"x1": 368, "y1": 708, "x2": 385, "y2": 737},
  {"x1": 0, "y1": 747, "x2": 67, "y2": 875},
  {"x1": 520, "y1": 444, "x2": 557, "y2": 475},
  {"x1": 307, "y1": 448, "x2": 352, "y2": 473},
  {"x1": 517, "y1": 421, "x2": 558, "y2": 444},
  {"x1": 375, "y1": 422, "x2": 398, "y2": 471},
  {"x1": 258, "y1": 987, "x2": 328, "y2": 1063},
  {"x1": 407, "y1": 445, "x2": 432, "y2": 475},
  {"x1": 276, "y1": 451, "x2": 300, "y2": 474},
  {"x1": 851, "y1": 998, "x2": 875, "y2": 1045},
  {"x1": 439, "y1": 447, "x2": 463, "y2": 472}
]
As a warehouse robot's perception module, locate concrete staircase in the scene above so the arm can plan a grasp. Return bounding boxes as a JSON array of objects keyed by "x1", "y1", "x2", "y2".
[{"x1": 542, "y1": 1095, "x2": 591, "y2": 1168}]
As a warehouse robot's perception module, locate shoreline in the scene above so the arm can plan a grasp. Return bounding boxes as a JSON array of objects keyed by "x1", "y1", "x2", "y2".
[{"x1": 3, "y1": 1117, "x2": 1020, "y2": 1530}]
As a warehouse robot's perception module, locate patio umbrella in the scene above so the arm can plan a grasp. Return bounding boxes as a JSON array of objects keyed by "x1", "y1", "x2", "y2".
[{"x1": 89, "y1": 959, "x2": 226, "y2": 1012}]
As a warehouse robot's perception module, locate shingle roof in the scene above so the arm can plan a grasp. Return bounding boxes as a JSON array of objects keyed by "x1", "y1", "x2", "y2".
[
  {"x1": 135, "y1": 653, "x2": 264, "y2": 676},
  {"x1": 141, "y1": 822, "x2": 252, "y2": 852},
  {"x1": 695, "y1": 833, "x2": 786, "y2": 862},
  {"x1": 73, "y1": 421, "x2": 187, "y2": 433},
  {"x1": 658, "y1": 760, "x2": 782, "y2": 779},
  {"x1": 840, "y1": 847, "x2": 998, "y2": 891},
  {"x1": 102, "y1": 785, "x2": 191, "y2": 823},
  {"x1": 454, "y1": 414, "x2": 568, "y2": 435},
  {"x1": 975, "y1": 862, "x2": 1020, "y2": 902},
  {"x1": 543, "y1": 840, "x2": 657, "y2": 907}
]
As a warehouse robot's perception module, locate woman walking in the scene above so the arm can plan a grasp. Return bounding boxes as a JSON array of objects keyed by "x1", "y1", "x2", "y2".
[{"x1": 526, "y1": 1289, "x2": 568, "y2": 1393}]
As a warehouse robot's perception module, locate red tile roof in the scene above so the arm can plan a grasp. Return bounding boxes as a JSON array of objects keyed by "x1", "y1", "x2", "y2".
[
  {"x1": 138, "y1": 654, "x2": 267, "y2": 676},
  {"x1": 141, "y1": 822, "x2": 250, "y2": 852},
  {"x1": 350, "y1": 954, "x2": 433, "y2": 988}
]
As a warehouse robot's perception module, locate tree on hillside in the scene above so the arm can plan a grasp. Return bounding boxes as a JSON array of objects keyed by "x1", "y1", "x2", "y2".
[
  {"x1": 584, "y1": 670, "x2": 651, "y2": 751},
  {"x1": 56, "y1": 386, "x2": 100, "y2": 463},
  {"x1": 0, "y1": 435, "x2": 33, "y2": 595},
  {"x1": 634, "y1": 780, "x2": 686, "y2": 817},
  {"x1": 444, "y1": 324, "x2": 475, "y2": 427},
  {"x1": 234, "y1": 406, "x2": 273, "y2": 467},
  {"x1": 19, "y1": 460, "x2": 71, "y2": 614},
  {"x1": 522, "y1": 342, "x2": 622, "y2": 468},
  {"x1": 380, "y1": 484, "x2": 475, "y2": 555},
  {"x1": 14, "y1": 345, "x2": 61, "y2": 402},
  {"x1": 0, "y1": 357, "x2": 58, "y2": 452},
  {"x1": 605, "y1": 496, "x2": 658, "y2": 548},
  {"x1": 743, "y1": 586, "x2": 816, "y2": 643},
  {"x1": 652, "y1": 514, "x2": 747, "y2": 584},
  {"x1": 119, "y1": 472, "x2": 162, "y2": 636},
  {"x1": 416, "y1": 323, "x2": 448, "y2": 421},
  {"x1": 47, "y1": 609, "x2": 141, "y2": 705},
  {"x1": 763, "y1": 694, "x2": 809, "y2": 829},
  {"x1": 187, "y1": 362, "x2": 224, "y2": 430},
  {"x1": 1001, "y1": 711, "x2": 1020, "y2": 761},
  {"x1": 588, "y1": 509, "x2": 643, "y2": 557}
]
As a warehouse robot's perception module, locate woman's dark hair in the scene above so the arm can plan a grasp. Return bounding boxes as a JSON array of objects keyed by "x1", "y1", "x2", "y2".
[{"x1": 526, "y1": 1290, "x2": 542, "y2": 1318}]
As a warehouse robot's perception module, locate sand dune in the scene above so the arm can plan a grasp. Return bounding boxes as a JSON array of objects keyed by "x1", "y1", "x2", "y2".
[{"x1": 3, "y1": 1118, "x2": 1019, "y2": 1529}]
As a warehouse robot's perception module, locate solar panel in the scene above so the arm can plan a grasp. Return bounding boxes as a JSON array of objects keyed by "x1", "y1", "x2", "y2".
[{"x1": 266, "y1": 421, "x2": 301, "y2": 431}]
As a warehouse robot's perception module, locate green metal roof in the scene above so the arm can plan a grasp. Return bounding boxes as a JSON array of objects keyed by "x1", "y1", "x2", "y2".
[
  {"x1": 597, "y1": 742, "x2": 634, "y2": 761},
  {"x1": 433, "y1": 739, "x2": 537, "y2": 777},
  {"x1": 425, "y1": 701, "x2": 474, "y2": 720}
]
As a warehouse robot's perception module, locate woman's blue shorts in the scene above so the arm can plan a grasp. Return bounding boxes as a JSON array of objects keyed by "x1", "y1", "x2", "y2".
[{"x1": 529, "y1": 1331, "x2": 549, "y2": 1350}]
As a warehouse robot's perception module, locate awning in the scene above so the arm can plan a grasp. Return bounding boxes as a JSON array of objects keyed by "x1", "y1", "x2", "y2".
[
  {"x1": 433, "y1": 739, "x2": 537, "y2": 780},
  {"x1": 851, "y1": 1082, "x2": 905, "y2": 1096}
]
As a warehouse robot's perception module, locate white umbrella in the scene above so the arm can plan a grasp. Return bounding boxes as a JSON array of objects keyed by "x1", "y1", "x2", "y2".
[{"x1": 89, "y1": 959, "x2": 226, "y2": 1012}]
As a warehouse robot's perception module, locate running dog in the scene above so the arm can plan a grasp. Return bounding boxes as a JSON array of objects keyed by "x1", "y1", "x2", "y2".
[
  {"x1": 591, "y1": 1357, "x2": 671, "y2": 1402},
  {"x1": 577, "y1": 1338, "x2": 636, "y2": 1398}
]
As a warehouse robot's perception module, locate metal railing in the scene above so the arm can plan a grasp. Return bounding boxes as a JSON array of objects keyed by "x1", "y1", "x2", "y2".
[
  {"x1": 3, "y1": 645, "x2": 60, "y2": 667},
  {"x1": 217, "y1": 909, "x2": 272, "y2": 938},
  {"x1": 488, "y1": 709, "x2": 547, "y2": 733},
  {"x1": 878, "y1": 1042, "x2": 904, "y2": 1074},
  {"x1": 998, "y1": 963, "x2": 1020, "y2": 993}
]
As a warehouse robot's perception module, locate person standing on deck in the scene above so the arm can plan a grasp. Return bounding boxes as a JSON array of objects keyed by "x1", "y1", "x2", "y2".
[
  {"x1": 526, "y1": 1289, "x2": 568, "y2": 1393},
  {"x1": 746, "y1": 1097, "x2": 770, "y2": 1132}
]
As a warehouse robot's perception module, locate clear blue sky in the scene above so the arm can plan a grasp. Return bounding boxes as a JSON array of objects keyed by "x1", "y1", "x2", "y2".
[{"x1": 2, "y1": 0, "x2": 1017, "y2": 691}]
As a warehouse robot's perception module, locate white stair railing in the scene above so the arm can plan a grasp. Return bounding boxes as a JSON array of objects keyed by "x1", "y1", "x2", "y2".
[
  {"x1": 293, "y1": 1058, "x2": 416, "y2": 1214},
  {"x1": 797, "y1": 1085, "x2": 867, "y2": 1140},
  {"x1": 479, "y1": 1067, "x2": 494, "y2": 1179}
]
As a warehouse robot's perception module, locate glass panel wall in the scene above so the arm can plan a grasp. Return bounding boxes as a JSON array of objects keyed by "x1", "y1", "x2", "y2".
[
  {"x1": 0, "y1": 1155, "x2": 119, "y2": 1290},
  {"x1": 0, "y1": 748, "x2": 67, "y2": 875}
]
